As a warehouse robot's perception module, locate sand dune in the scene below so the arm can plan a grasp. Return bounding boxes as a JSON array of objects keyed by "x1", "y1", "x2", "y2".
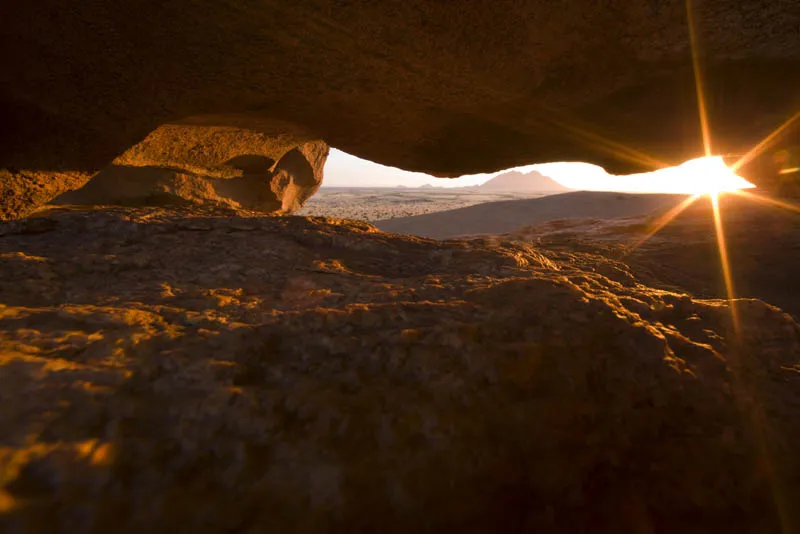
[{"x1": 375, "y1": 191, "x2": 688, "y2": 238}]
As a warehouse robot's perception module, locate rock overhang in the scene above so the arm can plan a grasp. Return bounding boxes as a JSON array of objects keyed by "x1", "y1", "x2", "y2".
[{"x1": 1, "y1": 0, "x2": 799, "y2": 217}]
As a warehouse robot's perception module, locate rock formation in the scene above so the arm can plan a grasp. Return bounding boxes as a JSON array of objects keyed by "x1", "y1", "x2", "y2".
[
  {"x1": 2, "y1": 0, "x2": 799, "y2": 217},
  {"x1": 1, "y1": 206, "x2": 799, "y2": 532},
  {"x1": 2, "y1": 1, "x2": 800, "y2": 530},
  {"x1": 508, "y1": 191, "x2": 800, "y2": 318},
  {"x1": 54, "y1": 125, "x2": 328, "y2": 213}
]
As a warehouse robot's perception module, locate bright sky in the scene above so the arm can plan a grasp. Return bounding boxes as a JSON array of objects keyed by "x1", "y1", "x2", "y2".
[{"x1": 323, "y1": 148, "x2": 755, "y2": 194}]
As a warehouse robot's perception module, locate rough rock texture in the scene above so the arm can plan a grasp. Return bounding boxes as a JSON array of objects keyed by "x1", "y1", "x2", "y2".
[
  {"x1": 1, "y1": 206, "x2": 799, "y2": 533},
  {"x1": 507, "y1": 192, "x2": 800, "y2": 318},
  {"x1": 2, "y1": 0, "x2": 799, "y2": 213},
  {"x1": 0, "y1": 170, "x2": 91, "y2": 222},
  {"x1": 54, "y1": 125, "x2": 328, "y2": 214}
]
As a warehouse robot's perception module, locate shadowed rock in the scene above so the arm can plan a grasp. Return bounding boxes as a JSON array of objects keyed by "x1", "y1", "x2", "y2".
[
  {"x1": 506, "y1": 191, "x2": 800, "y2": 318},
  {"x1": 0, "y1": 206, "x2": 799, "y2": 532}
]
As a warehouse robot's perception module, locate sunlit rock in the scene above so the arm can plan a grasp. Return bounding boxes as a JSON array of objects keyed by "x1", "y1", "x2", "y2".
[{"x1": 53, "y1": 125, "x2": 328, "y2": 213}]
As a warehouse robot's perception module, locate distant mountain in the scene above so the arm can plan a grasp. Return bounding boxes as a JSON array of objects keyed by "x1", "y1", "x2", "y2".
[{"x1": 478, "y1": 170, "x2": 571, "y2": 192}]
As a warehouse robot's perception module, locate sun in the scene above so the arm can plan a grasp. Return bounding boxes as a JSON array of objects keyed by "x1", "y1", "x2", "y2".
[
  {"x1": 626, "y1": 157, "x2": 757, "y2": 273},
  {"x1": 672, "y1": 156, "x2": 755, "y2": 196},
  {"x1": 634, "y1": 2, "x2": 798, "y2": 527}
]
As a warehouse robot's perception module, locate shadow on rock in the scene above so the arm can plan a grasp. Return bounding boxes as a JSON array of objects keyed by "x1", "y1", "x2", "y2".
[{"x1": 1, "y1": 206, "x2": 799, "y2": 533}]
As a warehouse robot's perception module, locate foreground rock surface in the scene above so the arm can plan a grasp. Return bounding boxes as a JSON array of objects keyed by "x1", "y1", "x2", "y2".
[
  {"x1": 507, "y1": 192, "x2": 800, "y2": 318},
  {"x1": 1, "y1": 207, "x2": 799, "y2": 533}
]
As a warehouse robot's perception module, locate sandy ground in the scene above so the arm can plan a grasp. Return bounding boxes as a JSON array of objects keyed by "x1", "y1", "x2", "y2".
[
  {"x1": 374, "y1": 191, "x2": 689, "y2": 238},
  {"x1": 296, "y1": 187, "x2": 548, "y2": 222}
]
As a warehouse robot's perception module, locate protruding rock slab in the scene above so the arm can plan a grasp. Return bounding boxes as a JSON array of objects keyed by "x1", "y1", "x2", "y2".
[
  {"x1": 54, "y1": 125, "x2": 328, "y2": 213},
  {"x1": 1, "y1": 206, "x2": 798, "y2": 532}
]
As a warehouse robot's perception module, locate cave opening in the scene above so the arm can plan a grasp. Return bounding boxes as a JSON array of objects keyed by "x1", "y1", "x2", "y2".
[{"x1": 321, "y1": 148, "x2": 754, "y2": 194}]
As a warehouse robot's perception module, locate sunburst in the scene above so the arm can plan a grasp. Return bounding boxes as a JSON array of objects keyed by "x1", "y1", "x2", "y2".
[
  {"x1": 544, "y1": 114, "x2": 670, "y2": 171},
  {"x1": 682, "y1": 0, "x2": 799, "y2": 323},
  {"x1": 708, "y1": 192, "x2": 738, "y2": 329},
  {"x1": 731, "y1": 111, "x2": 800, "y2": 174},
  {"x1": 626, "y1": 157, "x2": 751, "y2": 252},
  {"x1": 627, "y1": 0, "x2": 736, "y2": 253},
  {"x1": 730, "y1": 189, "x2": 800, "y2": 214},
  {"x1": 687, "y1": 0, "x2": 713, "y2": 158},
  {"x1": 680, "y1": 1, "x2": 798, "y2": 530},
  {"x1": 628, "y1": 194, "x2": 701, "y2": 251},
  {"x1": 630, "y1": 1, "x2": 797, "y2": 279}
]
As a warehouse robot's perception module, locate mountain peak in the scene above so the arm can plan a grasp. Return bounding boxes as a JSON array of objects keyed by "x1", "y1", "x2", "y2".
[{"x1": 479, "y1": 170, "x2": 571, "y2": 192}]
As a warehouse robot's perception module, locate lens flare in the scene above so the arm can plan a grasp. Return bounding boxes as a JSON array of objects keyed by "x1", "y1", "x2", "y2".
[
  {"x1": 731, "y1": 111, "x2": 800, "y2": 173},
  {"x1": 626, "y1": 157, "x2": 752, "y2": 250},
  {"x1": 652, "y1": 4, "x2": 800, "y2": 527},
  {"x1": 545, "y1": 115, "x2": 670, "y2": 171},
  {"x1": 687, "y1": 0, "x2": 713, "y2": 158},
  {"x1": 711, "y1": 191, "x2": 796, "y2": 533},
  {"x1": 709, "y1": 193, "x2": 738, "y2": 327},
  {"x1": 731, "y1": 189, "x2": 800, "y2": 215},
  {"x1": 628, "y1": 194, "x2": 701, "y2": 251}
]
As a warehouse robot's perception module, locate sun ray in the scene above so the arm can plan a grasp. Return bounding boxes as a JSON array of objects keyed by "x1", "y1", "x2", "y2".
[
  {"x1": 628, "y1": 194, "x2": 702, "y2": 251},
  {"x1": 710, "y1": 192, "x2": 796, "y2": 533},
  {"x1": 731, "y1": 189, "x2": 800, "y2": 215},
  {"x1": 709, "y1": 193, "x2": 739, "y2": 328},
  {"x1": 545, "y1": 116, "x2": 671, "y2": 171},
  {"x1": 686, "y1": 0, "x2": 713, "y2": 157},
  {"x1": 731, "y1": 110, "x2": 800, "y2": 173}
]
